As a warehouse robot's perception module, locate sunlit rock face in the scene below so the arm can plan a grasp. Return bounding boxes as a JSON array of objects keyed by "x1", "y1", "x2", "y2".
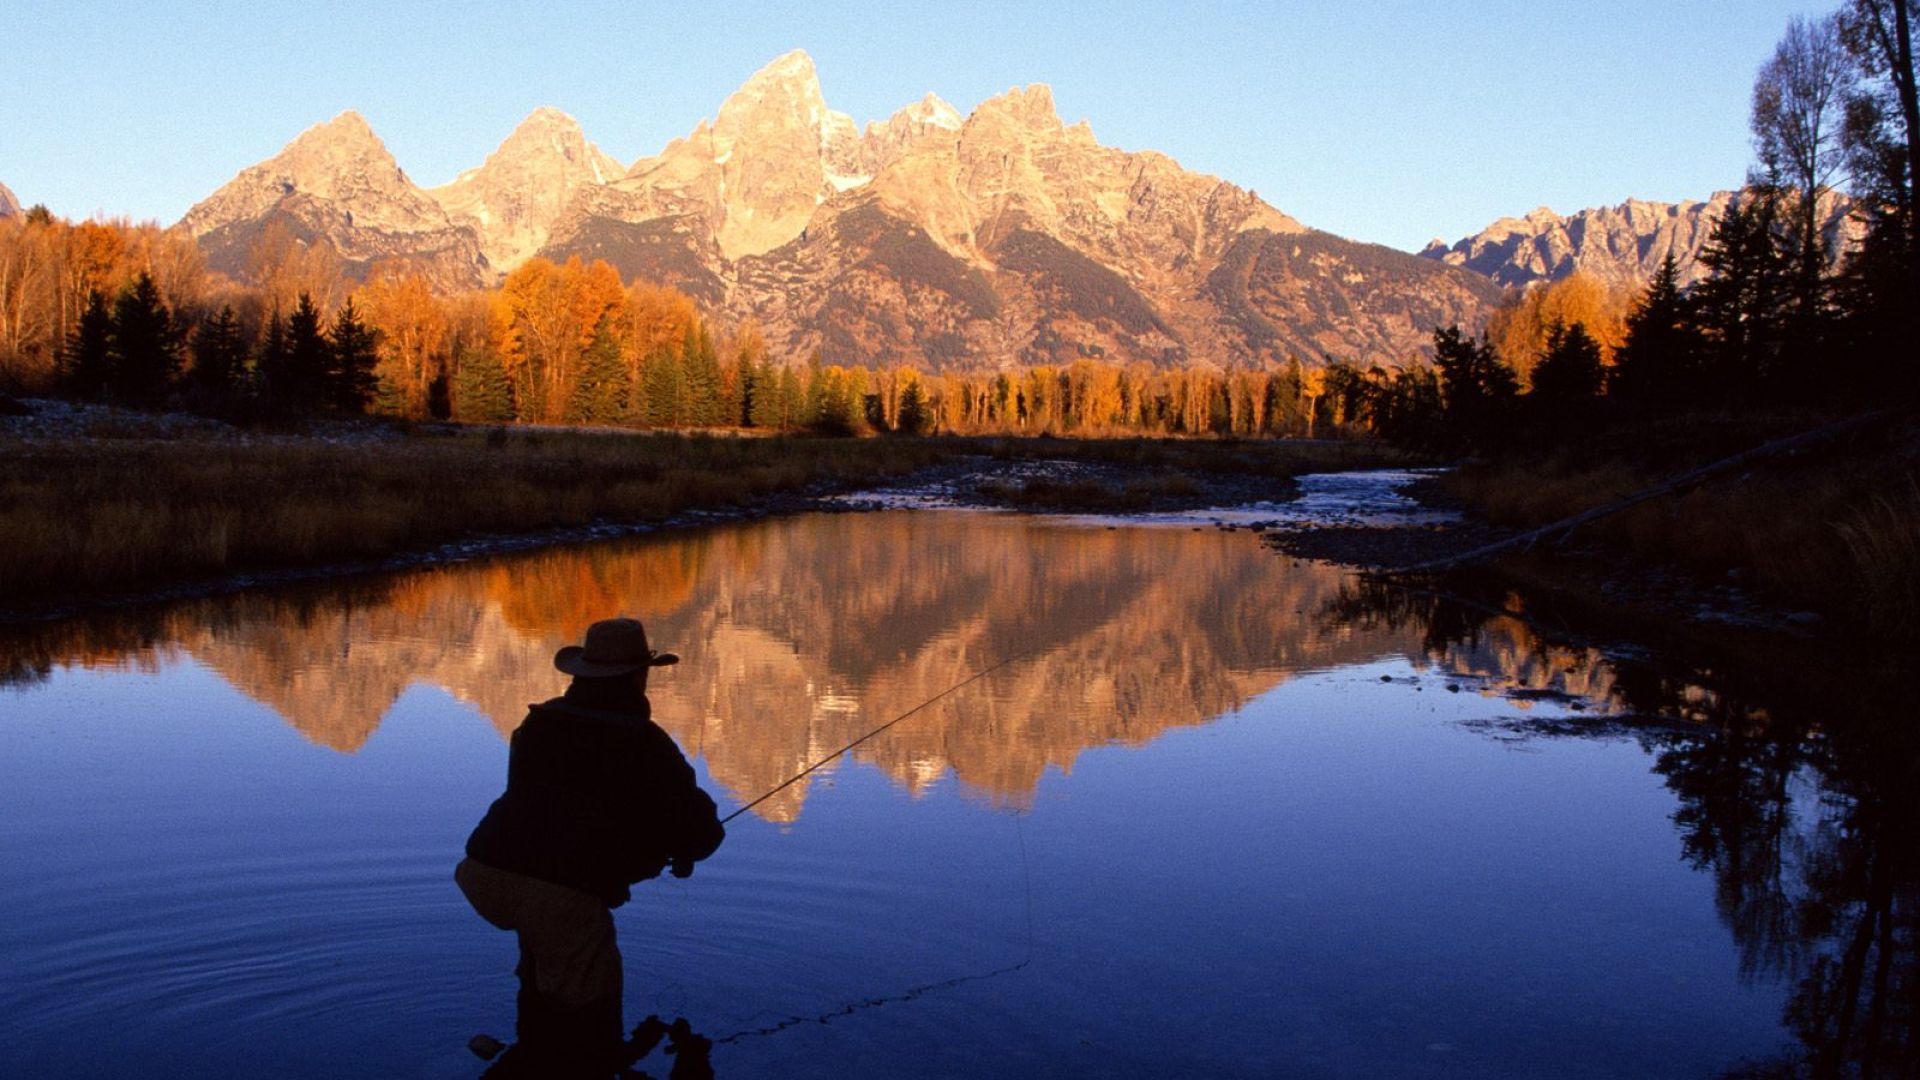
[
  {"x1": 183, "y1": 52, "x2": 1503, "y2": 370},
  {"x1": 0, "y1": 181, "x2": 20, "y2": 218},
  {"x1": 179, "y1": 112, "x2": 487, "y2": 290},
  {"x1": 427, "y1": 107, "x2": 626, "y2": 273},
  {"x1": 1421, "y1": 191, "x2": 1861, "y2": 291}
]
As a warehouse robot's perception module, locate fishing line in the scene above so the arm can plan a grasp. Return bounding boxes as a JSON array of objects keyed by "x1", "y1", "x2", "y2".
[
  {"x1": 649, "y1": 648, "x2": 1043, "y2": 1049},
  {"x1": 719, "y1": 646, "x2": 1040, "y2": 826},
  {"x1": 708, "y1": 808, "x2": 1036, "y2": 1047}
]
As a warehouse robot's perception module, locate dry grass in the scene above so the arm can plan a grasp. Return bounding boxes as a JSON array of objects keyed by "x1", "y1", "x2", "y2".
[
  {"x1": 0, "y1": 428, "x2": 951, "y2": 604},
  {"x1": 1438, "y1": 436, "x2": 1920, "y2": 636},
  {"x1": 1836, "y1": 479, "x2": 1920, "y2": 639},
  {"x1": 1, "y1": 426, "x2": 1404, "y2": 607}
]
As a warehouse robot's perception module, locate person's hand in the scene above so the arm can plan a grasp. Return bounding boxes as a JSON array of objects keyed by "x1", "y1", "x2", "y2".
[{"x1": 670, "y1": 856, "x2": 694, "y2": 878}]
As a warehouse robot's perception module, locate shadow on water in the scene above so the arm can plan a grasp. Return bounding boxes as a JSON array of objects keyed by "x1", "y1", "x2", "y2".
[{"x1": 1329, "y1": 576, "x2": 1919, "y2": 1078}]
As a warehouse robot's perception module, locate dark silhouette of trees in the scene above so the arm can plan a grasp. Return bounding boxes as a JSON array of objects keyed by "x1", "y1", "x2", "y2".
[
  {"x1": 325, "y1": 298, "x2": 378, "y2": 414},
  {"x1": 1432, "y1": 325, "x2": 1517, "y2": 440},
  {"x1": 1529, "y1": 320, "x2": 1606, "y2": 405},
  {"x1": 1611, "y1": 256, "x2": 1701, "y2": 402},
  {"x1": 1691, "y1": 189, "x2": 1791, "y2": 395},
  {"x1": 107, "y1": 272, "x2": 180, "y2": 406},
  {"x1": 61, "y1": 290, "x2": 112, "y2": 400},
  {"x1": 187, "y1": 305, "x2": 247, "y2": 408},
  {"x1": 1754, "y1": 15, "x2": 1853, "y2": 312}
]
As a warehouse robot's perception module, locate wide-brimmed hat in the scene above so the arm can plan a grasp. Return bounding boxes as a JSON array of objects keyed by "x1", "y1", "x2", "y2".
[{"x1": 554, "y1": 617, "x2": 680, "y2": 677}]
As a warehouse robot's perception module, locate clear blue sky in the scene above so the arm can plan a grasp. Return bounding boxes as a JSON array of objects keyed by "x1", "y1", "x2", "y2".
[{"x1": 2, "y1": 0, "x2": 1827, "y2": 252}]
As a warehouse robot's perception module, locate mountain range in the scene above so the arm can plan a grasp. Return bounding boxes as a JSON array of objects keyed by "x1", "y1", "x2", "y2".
[
  {"x1": 19, "y1": 50, "x2": 1819, "y2": 371},
  {"x1": 1418, "y1": 190, "x2": 1860, "y2": 291},
  {"x1": 173, "y1": 51, "x2": 1502, "y2": 371}
]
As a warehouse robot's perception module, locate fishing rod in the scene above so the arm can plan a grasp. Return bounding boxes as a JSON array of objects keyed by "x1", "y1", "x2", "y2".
[{"x1": 720, "y1": 646, "x2": 1038, "y2": 826}]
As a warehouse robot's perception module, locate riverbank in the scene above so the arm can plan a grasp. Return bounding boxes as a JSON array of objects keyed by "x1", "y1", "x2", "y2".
[{"x1": 0, "y1": 399, "x2": 1409, "y2": 620}]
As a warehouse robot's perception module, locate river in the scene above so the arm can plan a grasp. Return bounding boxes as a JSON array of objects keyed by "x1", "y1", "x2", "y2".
[{"x1": 1, "y1": 471, "x2": 1910, "y2": 1077}]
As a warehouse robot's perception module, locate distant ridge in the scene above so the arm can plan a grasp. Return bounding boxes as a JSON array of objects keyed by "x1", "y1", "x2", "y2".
[{"x1": 1421, "y1": 192, "x2": 1860, "y2": 292}]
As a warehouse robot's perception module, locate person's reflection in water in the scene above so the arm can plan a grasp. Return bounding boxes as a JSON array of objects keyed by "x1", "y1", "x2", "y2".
[{"x1": 456, "y1": 617, "x2": 725, "y2": 1077}]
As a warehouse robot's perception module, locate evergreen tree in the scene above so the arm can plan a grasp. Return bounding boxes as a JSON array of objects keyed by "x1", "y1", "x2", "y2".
[
  {"x1": 190, "y1": 306, "x2": 246, "y2": 392},
  {"x1": 682, "y1": 322, "x2": 723, "y2": 427},
  {"x1": 640, "y1": 343, "x2": 687, "y2": 427},
  {"x1": 108, "y1": 272, "x2": 180, "y2": 405},
  {"x1": 451, "y1": 345, "x2": 516, "y2": 423},
  {"x1": 61, "y1": 291, "x2": 114, "y2": 400},
  {"x1": 730, "y1": 339, "x2": 762, "y2": 427},
  {"x1": 566, "y1": 315, "x2": 629, "y2": 425},
  {"x1": 748, "y1": 355, "x2": 784, "y2": 429},
  {"x1": 272, "y1": 292, "x2": 332, "y2": 410},
  {"x1": 1691, "y1": 189, "x2": 1790, "y2": 395},
  {"x1": 1529, "y1": 320, "x2": 1606, "y2": 404},
  {"x1": 778, "y1": 365, "x2": 804, "y2": 430},
  {"x1": 1612, "y1": 255, "x2": 1700, "y2": 403},
  {"x1": 325, "y1": 298, "x2": 379, "y2": 414},
  {"x1": 254, "y1": 312, "x2": 289, "y2": 408},
  {"x1": 1432, "y1": 325, "x2": 1518, "y2": 441},
  {"x1": 896, "y1": 378, "x2": 931, "y2": 435}
]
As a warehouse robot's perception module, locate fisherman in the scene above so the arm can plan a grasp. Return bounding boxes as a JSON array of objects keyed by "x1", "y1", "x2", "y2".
[{"x1": 456, "y1": 616, "x2": 725, "y2": 1078}]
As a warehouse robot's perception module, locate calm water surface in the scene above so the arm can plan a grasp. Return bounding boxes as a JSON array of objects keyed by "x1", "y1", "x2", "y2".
[{"x1": 2, "y1": 483, "x2": 1909, "y2": 1077}]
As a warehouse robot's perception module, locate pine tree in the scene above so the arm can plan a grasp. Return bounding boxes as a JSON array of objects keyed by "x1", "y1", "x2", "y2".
[
  {"x1": 108, "y1": 272, "x2": 180, "y2": 406},
  {"x1": 1432, "y1": 325, "x2": 1518, "y2": 441},
  {"x1": 748, "y1": 356, "x2": 784, "y2": 429},
  {"x1": 1611, "y1": 255, "x2": 1699, "y2": 403},
  {"x1": 682, "y1": 321, "x2": 723, "y2": 427},
  {"x1": 641, "y1": 343, "x2": 687, "y2": 427},
  {"x1": 190, "y1": 307, "x2": 246, "y2": 390},
  {"x1": 254, "y1": 312, "x2": 289, "y2": 408},
  {"x1": 777, "y1": 365, "x2": 803, "y2": 430},
  {"x1": 896, "y1": 378, "x2": 931, "y2": 435},
  {"x1": 273, "y1": 292, "x2": 331, "y2": 410},
  {"x1": 61, "y1": 291, "x2": 114, "y2": 400},
  {"x1": 1529, "y1": 320, "x2": 1606, "y2": 404},
  {"x1": 326, "y1": 298, "x2": 379, "y2": 414},
  {"x1": 1691, "y1": 189, "x2": 1789, "y2": 396},
  {"x1": 566, "y1": 315, "x2": 629, "y2": 425},
  {"x1": 451, "y1": 345, "x2": 516, "y2": 423}
]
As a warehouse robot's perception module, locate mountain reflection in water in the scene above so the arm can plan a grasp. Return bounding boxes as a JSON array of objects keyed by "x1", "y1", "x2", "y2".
[
  {"x1": 3, "y1": 509, "x2": 1913, "y2": 1076},
  {"x1": 3, "y1": 513, "x2": 1431, "y2": 819}
]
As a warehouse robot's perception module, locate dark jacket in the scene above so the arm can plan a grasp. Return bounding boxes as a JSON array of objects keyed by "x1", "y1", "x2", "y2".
[{"x1": 465, "y1": 681, "x2": 724, "y2": 906}]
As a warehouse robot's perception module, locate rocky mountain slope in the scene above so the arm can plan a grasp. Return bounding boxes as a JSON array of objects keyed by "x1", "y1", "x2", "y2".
[
  {"x1": 427, "y1": 107, "x2": 625, "y2": 271},
  {"x1": 180, "y1": 111, "x2": 487, "y2": 290},
  {"x1": 0, "y1": 181, "x2": 20, "y2": 218},
  {"x1": 180, "y1": 52, "x2": 1503, "y2": 370},
  {"x1": 1421, "y1": 191, "x2": 1860, "y2": 291}
]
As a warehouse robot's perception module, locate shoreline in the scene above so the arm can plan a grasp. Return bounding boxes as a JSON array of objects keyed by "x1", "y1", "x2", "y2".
[{"x1": 1, "y1": 411, "x2": 1373, "y2": 622}]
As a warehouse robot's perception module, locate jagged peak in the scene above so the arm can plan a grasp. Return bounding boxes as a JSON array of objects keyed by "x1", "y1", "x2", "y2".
[
  {"x1": 303, "y1": 110, "x2": 379, "y2": 145},
  {"x1": 908, "y1": 92, "x2": 963, "y2": 130},
  {"x1": 516, "y1": 105, "x2": 582, "y2": 131},
  {"x1": 971, "y1": 84, "x2": 1060, "y2": 129},
  {"x1": 741, "y1": 48, "x2": 820, "y2": 90}
]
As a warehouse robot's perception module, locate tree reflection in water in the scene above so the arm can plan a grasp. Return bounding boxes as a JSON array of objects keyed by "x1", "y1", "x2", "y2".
[{"x1": 1329, "y1": 577, "x2": 1918, "y2": 1077}]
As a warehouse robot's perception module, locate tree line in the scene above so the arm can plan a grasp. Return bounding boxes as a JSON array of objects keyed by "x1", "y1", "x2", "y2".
[{"x1": 0, "y1": 211, "x2": 1432, "y2": 437}]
